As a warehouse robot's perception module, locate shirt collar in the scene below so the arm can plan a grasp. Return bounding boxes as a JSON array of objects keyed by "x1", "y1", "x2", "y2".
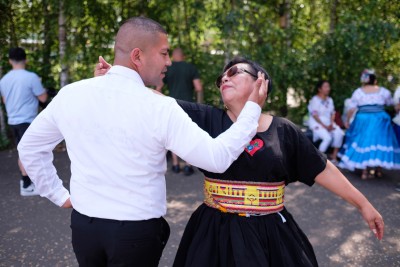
[{"x1": 107, "y1": 65, "x2": 145, "y2": 87}]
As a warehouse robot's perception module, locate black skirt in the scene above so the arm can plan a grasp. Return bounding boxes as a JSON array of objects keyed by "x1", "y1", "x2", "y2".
[{"x1": 173, "y1": 204, "x2": 318, "y2": 267}]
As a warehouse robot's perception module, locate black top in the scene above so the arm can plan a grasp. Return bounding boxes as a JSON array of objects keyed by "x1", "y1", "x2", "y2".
[
  {"x1": 174, "y1": 101, "x2": 327, "y2": 267},
  {"x1": 163, "y1": 61, "x2": 200, "y2": 102},
  {"x1": 178, "y1": 100, "x2": 327, "y2": 186}
]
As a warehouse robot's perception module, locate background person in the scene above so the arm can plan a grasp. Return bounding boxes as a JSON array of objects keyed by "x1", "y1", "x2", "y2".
[
  {"x1": 392, "y1": 85, "x2": 400, "y2": 192},
  {"x1": 339, "y1": 69, "x2": 400, "y2": 179},
  {"x1": 156, "y1": 47, "x2": 203, "y2": 175},
  {"x1": 392, "y1": 85, "x2": 400, "y2": 143},
  {"x1": 308, "y1": 80, "x2": 344, "y2": 164},
  {"x1": 0, "y1": 47, "x2": 47, "y2": 196}
]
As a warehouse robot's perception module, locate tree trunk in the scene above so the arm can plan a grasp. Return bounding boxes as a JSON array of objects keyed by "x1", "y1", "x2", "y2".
[
  {"x1": 41, "y1": 0, "x2": 54, "y2": 89},
  {"x1": 183, "y1": 0, "x2": 192, "y2": 51},
  {"x1": 279, "y1": 0, "x2": 291, "y2": 117},
  {"x1": 329, "y1": 0, "x2": 338, "y2": 33},
  {"x1": 59, "y1": 0, "x2": 68, "y2": 88},
  {"x1": 8, "y1": 2, "x2": 18, "y2": 47}
]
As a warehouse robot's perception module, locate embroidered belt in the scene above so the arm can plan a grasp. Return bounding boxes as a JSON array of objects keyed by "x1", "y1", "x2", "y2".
[{"x1": 204, "y1": 177, "x2": 285, "y2": 216}]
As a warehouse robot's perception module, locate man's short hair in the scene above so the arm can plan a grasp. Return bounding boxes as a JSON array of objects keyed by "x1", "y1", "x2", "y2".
[
  {"x1": 120, "y1": 17, "x2": 167, "y2": 35},
  {"x1": 9, "y1": 47, "x2": 27, "y2": 61}
]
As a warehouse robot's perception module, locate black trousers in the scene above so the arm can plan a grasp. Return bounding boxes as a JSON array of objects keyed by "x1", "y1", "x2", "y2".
[
  {"x1": 10, "y1": 123, "x2": 30, "y2": 144},
  {"x1": 71, "y1": 209, "x2": 170, "y2": 267}
]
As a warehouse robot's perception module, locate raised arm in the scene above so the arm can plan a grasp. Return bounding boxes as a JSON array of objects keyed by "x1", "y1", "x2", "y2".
[
  {"x1": 166, "y1": 74, "x2": 268, "y2": 173},
  {"x1": 315, "y1": 161, "x2": 384, "y2": 240}
]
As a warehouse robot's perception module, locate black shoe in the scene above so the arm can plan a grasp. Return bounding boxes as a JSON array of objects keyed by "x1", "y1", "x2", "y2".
[
  {"x1": 183, "y1": 165, "x2": 194, "y2": 176},
  {"x1": 171, "y1": 165, "x2": 180, "y2": 173}
]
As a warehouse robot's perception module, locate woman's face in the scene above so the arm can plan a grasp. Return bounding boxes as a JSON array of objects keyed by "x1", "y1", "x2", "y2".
[
  {"x1": 318, "y1": 82, "x2": 331, "y2": 96},
  {"x1": 219, "y1": 63, "x2": 258, "y2": 107}
]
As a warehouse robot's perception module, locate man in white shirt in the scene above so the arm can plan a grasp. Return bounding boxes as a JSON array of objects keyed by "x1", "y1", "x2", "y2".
[{"x1": 18, "y1": 17, "x2": 267, "y2": 266}]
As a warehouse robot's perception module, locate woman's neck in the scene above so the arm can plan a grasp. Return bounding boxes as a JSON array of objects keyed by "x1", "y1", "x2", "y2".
[
  {"x1": 317, "y1": 93, "x2": 327, "y2": 100},
  {"x1": 362, "y1": 84, "x2": 379, "y2": 92},
  {"x1": 227, "y1": 104, "x2": 272, "y2": 132}
]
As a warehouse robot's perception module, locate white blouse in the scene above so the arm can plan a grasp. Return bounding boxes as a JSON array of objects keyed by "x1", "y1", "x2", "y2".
[
  {"x1": 308, "y1": 95, "x2": 335, "y2": 129},
  {"x1": 348, "y1": 87, "x2": 393, "y2": 109}
]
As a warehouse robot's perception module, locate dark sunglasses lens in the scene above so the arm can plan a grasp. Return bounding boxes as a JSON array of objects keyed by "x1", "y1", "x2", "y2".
[
  {"x1": 216, "y1": 66, "x2": 240, "y2": 87},
  {"x1": 227, "y1": 66, "x2": 238, "y2": 78}
]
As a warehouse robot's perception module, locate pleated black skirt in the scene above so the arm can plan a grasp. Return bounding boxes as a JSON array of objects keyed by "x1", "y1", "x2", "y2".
[{"x1": 173, "y1": 204, "x2": 318, "y2": 267}]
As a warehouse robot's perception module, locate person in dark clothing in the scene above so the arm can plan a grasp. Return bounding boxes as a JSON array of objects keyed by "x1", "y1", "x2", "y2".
[{"x1": 156, "y1": 48, "x2": 203, "y2": 175}]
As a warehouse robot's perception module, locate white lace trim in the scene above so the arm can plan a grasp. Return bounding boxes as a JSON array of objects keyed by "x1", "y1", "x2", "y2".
[
  {"x1": 338, "y1": 156, "x2": 400, "y2": 171},
  {"x1": 350, "y1": 142, "x2": 400, "y2": 153}
]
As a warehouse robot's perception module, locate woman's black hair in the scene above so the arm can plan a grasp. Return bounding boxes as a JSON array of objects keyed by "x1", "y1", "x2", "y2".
[
  {"x1": 222, "y1": 56, "x2": 273, "y2": 94},
  {"x1": 366, "y1": 73, "x2": 377, "y2": 85},
  {"x1": 360, "y1": 70, "x2": 377, "y2": 85},
  {"x1": 315, "y1": 80, "x2": 329, "y2": 93}
]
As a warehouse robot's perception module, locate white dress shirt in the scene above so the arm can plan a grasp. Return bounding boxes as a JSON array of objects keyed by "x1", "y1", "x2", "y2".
[{"x1": 18, "y1": 66, "x2": 261, "y2": 221}]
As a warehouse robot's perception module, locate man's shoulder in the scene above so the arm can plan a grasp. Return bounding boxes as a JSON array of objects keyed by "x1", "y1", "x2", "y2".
[
  {"x1": 59, "y1": 77, "x2": 97, "y2": 91},
  {"x1": 0, "y1": 70, "x2": 16, "y2": 82},
  {"x1": 16, "y1": 69, "x2": 40, "y2": 79}
]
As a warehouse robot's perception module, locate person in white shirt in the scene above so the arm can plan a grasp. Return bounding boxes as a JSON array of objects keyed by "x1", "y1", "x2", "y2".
[
  {"x1": 308, "y1": 80, "x2": 344, "y2": 164},
  {"x1": 17, "y1": 17, "x2": 268, "y2": 267},
  {"x1": 394, "y1": 86, "x2": 400, "y2": 192},
  {"x1": 392, "y1": 85, "x2": 400, "y2": 141}
]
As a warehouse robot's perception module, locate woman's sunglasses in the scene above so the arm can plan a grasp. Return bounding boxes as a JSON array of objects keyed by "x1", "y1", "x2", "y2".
[{"x1": 215, "y1": 65, "x2": 258, "y2": 88}]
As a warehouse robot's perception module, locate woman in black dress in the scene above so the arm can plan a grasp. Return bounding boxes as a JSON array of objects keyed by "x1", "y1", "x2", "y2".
[
  {"x1": 94, "y1": 57, "x2": 384, "y2": 267},
  {"x1": 172, "y1": 58, "x2": 384, "y2": 267}
]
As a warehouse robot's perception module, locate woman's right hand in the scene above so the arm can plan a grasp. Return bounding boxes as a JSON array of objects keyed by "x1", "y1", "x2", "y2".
[
  {"x1": 94, "y1": 56, "x2": 112, "y2": 77},
  {"x1": 248, "y1": 72, "x2": 268, "y2": 108}
]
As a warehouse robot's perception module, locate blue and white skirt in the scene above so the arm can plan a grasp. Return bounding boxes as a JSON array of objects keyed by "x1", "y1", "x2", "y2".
[{"x1": 339, "y1": 109, "x2": 400, "y2": 170}]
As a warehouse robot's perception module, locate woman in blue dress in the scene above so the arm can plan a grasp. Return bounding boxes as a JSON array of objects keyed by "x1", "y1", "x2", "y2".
[{"x1": 339, "y1": 70, "x2": 400, "y2": 179}]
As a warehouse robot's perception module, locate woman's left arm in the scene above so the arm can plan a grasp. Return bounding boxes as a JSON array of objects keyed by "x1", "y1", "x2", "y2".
[
  {"x1": 315, "y1": 161, "x2": 384, "y2": 240},
  {"x1": 176, "y1": 100, "x2": 213, "y2": 131}
]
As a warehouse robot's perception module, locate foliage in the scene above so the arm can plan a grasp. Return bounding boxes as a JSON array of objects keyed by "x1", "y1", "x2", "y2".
[
  {"x1": 0, "y1": 0, "x2": 399, "y2": 125},
  {"x1": 0, "y1": 131, "x2": 10, "y2": 150}
]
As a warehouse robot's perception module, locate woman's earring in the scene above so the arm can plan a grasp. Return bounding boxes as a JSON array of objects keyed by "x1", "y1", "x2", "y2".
[{"x1": 224, "y1": 104, "x2": 229, "y2": 110}]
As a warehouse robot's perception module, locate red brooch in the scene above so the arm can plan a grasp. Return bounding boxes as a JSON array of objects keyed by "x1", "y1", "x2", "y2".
[{"x1": 245, "y1": 138, "x2": 264, "y2": 156}]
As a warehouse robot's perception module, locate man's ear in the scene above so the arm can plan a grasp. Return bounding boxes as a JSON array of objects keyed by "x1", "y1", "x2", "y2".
[{"x1": 130, "y1": 48, "x2": 142, "y2": 67}]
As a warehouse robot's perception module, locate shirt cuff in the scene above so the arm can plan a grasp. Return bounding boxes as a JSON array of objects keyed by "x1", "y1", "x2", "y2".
[{"x1": 49, "y1": 187, "x2": 70, "y2": 207}]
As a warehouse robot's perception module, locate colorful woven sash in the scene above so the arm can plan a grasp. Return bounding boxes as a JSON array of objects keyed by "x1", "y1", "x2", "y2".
[{"x1": 204, "y1": 177, "x2": 285, "y2": 216}]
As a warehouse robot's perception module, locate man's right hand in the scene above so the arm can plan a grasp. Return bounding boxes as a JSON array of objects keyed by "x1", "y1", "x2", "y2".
[
  {"x1": 247, "y1": 72, "x2": 269, "y2": 109},
  {"x1": 61, "y1": 197, "x2": 73, "y2": 208},
  {"x1": 94, "y1": 56, "x2": 112, "y2": 77}
]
